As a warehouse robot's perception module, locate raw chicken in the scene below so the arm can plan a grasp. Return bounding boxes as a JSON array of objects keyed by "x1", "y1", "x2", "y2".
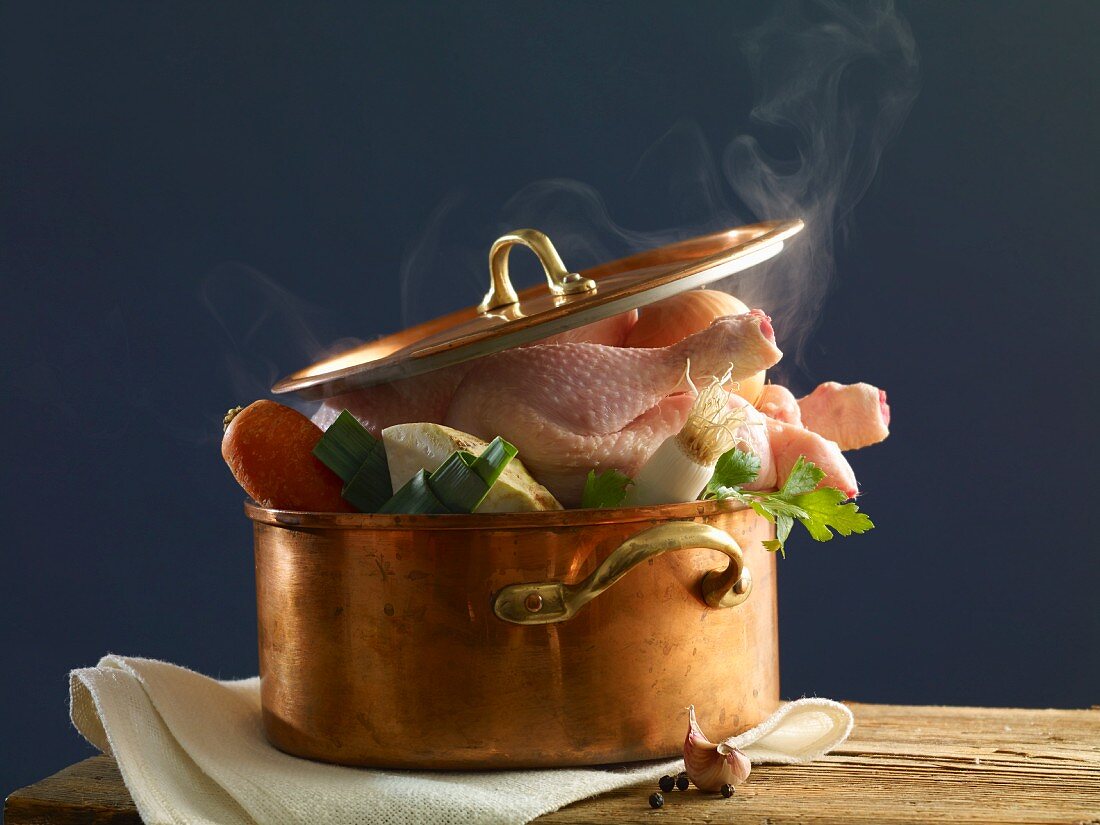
[
  {"x1": 755, "y1": 384, "x2": 802, "y2": 426},
  {"x1": 312, "y1": 364, "x2": 467, "y2": 434},
  {"x1": 751, "y1": 382, "x2": 866, "y2": 496},
  {"x1": 311, "y1": 298, "x2": 868, "y2": 505},
  {"x1": 727, "y1": 397, "x2": 777, "y2": 491},
  {"x1": 798, "y1": 382, "x2": 890, "y2": 451},
  {"x1": 445, "y1": 312, "x2": 782, "y2": 505},
  {"x1": 717, "y1": 395, "x2": 857, "y2": 498},
  {"x1": 766, "y1": 419, "x2": 859, "y2": 499},
  {"x1": 312, "y1": 311, "x2": 639, "y2": 434}
]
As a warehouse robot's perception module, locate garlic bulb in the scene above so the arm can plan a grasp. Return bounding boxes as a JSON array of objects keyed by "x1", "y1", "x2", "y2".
[{"x1": 683, "y1": 705, "x2": 752, "y2": 791}]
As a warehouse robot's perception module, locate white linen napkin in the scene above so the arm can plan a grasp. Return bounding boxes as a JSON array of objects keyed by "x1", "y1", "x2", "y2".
[{"x1": 70, "y1": 655, "x2": 853, "y2": 825}]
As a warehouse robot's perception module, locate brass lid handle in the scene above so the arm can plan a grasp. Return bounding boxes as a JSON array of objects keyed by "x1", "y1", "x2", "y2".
[
  {"x1": 492, "y1": 521, "x2": 752, "y2": 625},
  {"x1": 479, "y1": 229, "x2": 598, "y2": 313}
]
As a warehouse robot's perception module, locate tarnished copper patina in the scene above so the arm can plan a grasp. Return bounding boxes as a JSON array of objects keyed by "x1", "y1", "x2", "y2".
[{"x1": 251, "y1": 499, "x2": 778, "y2": 769}]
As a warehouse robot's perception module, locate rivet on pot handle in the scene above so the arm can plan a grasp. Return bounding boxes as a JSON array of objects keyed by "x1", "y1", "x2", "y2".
[
  {"x1": 479, "y1": 229, "x2": 598, "y2": 312},
  {"x1": 492, "y1": 522, "x2": 752, "y2": 625}
]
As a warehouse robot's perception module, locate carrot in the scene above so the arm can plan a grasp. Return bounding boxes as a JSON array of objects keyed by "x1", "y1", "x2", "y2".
[{"x1": 221, "y1": 400, "x2": 353, "y2": 512}]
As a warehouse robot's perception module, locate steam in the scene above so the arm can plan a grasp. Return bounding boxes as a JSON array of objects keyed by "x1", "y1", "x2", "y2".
[
  {"x1": 724, "y1": 0, "x2": 920, "y2": 360},
  {"x1": 402, "y1": 0, "x2": 920, "y2": 369},
  {"x1": 199, "y1": 263, "x2": 336, "y2": 420},
  {"x1": 398, "y1": 194, "x2": 484, "y2": 329},
  {"x1": 194, "y1": 0, "x2": 920, "y2": 436}
]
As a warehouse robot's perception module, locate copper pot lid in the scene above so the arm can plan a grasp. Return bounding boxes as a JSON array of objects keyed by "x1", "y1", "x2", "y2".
[{"x1": 273, "y1": 219, "x2": 803, "y2": 400}]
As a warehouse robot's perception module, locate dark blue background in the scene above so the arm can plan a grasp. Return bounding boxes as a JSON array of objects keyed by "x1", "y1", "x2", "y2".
[{"x1": 3, "y1": 0, "x2": 1098, "y2": 798}]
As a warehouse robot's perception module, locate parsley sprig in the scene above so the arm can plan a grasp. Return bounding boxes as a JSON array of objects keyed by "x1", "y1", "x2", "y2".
[
  {"x1": 581, "y1": 449, "x2": 873, "y2": 556},
  {"x1": 701, "y1": 449, "x2": 874, "y2": 555}
]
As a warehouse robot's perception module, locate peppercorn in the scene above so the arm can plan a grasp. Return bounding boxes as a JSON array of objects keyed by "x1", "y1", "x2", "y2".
[
  {"x1": 658, "y1": 774, "x2": 675, "y2": 793},
  {"x1": 676, "y1": 772, "x2": 689, "y2": 791},
  {"x1": 721, "y1": 783, "x2": 734, "y2": 798},
  {"x1": 649, "y1": 792, "x2": 664, "y2": 809}
]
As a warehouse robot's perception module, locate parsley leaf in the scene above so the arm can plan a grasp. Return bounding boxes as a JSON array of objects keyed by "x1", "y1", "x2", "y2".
[
  {"x1": 761, "y1": 510, "x2": 794, "y2": 554},
  {"x1": 786, "y1": 487, "x2": 874, "y2": 542},
  {"x1": 750, "y1": 496, "x2": 809, "y2": 556},
  {"x1": 776, "y1": 455, "x2": 825, "y2": 497},
  {"x1": 581, "y1": 468, "x2": 633, "y2": 509},
  {"x1": 701, "y1": 449, "x2": 760, "y2": 499}
]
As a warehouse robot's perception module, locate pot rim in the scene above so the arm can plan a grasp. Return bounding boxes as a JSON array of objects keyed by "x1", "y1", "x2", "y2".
[{"x1": 244, "y1": 497, "x2": 751, "y2": 531}]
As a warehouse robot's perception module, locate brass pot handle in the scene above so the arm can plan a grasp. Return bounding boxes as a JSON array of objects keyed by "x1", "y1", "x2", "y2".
[
  {"x1": 492, "y1": 522, "x2": 752, "y2": 625},
  {"x1": 479, "y1": 229, "x2": 598, "y2": 312}
]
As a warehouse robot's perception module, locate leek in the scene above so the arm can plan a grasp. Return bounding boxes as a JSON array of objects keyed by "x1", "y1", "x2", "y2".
[
  {"x1": 340, "y1": 439, "x2": 393, "y2": 513},
  {"x1": 378, "y1": 469, "x2": 449, "y2": 514},
  {"x1": 428, "y1": 452, "x2": 486, "y2": 512},
  {"x1": 623, "y1": 367, "x2": 747, "y2": 507},
  {"x1": 313, "y1": 410, "x2": 384, "y2": 483},
  {"x1": 378, "y1": 437, "x2": 518, "y2": 514},
  {"x1": 470, "y1": 436, "x2": 519, "y2": 487},
  {"x1": 382, "y1": 423, "x2": 560, "y2": 512},
  {"x1": 312, "y1": 409, "x2": 393, "y2": 512}
]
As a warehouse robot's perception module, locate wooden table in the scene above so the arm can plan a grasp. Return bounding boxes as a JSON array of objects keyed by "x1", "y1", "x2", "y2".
[{"x1": 7, "y1": 703, "x2": 1100, "y2": 824}]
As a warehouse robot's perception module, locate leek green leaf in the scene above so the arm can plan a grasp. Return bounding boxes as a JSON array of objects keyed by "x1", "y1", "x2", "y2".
[
  {"x1": 378, "y1": 469, "x2": 450, "y2": 514},
  {"x1": 382, "y1": 423, "x2": 560, "y2": 512},
  {"x1": 313, "y1": 410, "x2": 383, "y2": 484},
  {"x1": 470, "y1": 437, "x2": 519, "y2": 488},
  {"x1": 341, "y1": 437, "x2": 393, "y2": 512}
]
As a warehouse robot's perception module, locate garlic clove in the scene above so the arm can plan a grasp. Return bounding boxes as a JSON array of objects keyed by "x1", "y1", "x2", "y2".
[
  {"x1": 717, "y1": 742, "x2": 752, "y2": 786},
  {"x1": 683, "y1": 705, "x2": 752, "y2": 791}
]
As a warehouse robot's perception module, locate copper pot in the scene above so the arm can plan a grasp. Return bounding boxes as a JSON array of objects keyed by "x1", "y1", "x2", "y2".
[{"x1": 251, "y1": 498, "x2": 778, "y2": 769}]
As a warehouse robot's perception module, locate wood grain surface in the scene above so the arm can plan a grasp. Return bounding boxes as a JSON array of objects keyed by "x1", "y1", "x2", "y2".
[{"x1": 6, "y1": 703, "x2": 1100, "y2": 824}]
